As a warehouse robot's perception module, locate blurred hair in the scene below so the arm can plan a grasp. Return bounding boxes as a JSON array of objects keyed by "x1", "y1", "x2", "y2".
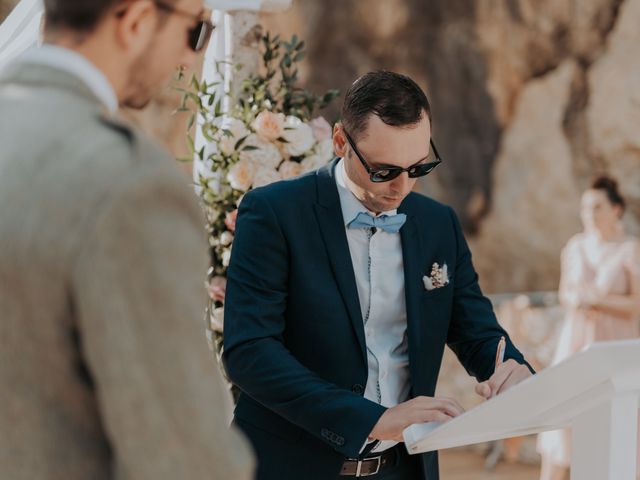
[
  {"x1": 591, "y1": 175, "x2": 626, "y2": 212},
  {"x1": 44, "y1": 0, "x2": 178, "y2": 33},
  {"x1": 341, "y1": 70, "x2": 432, "y2": 141}
]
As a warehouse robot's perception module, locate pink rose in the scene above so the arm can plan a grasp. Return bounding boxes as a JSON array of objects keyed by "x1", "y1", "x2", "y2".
[
  {"x1": 225, "y1": 209, "x2": 238, "y2": 233},
  {"x1": 227, "y1": 159, "x2": 255, "y2": 192},
  {"x1": 310, "y1": 116, "x2": 333, "y2": 141},
  {"x1": 279, "y1": 160, "x2": 303, "y2": 180},
  {"x1": 254, "y1": 111, "x2": 285, "y2": 142},
  {"x1": 207, "y1": 276, "x2": 227, "y2": 303}
]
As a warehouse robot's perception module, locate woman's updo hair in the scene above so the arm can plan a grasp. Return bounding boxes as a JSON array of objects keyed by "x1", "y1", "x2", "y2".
[{"x1": 591, "y1": 175, "x2": 626, "y2": 213}]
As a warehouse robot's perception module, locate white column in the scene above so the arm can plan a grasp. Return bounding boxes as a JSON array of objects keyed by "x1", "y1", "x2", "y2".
[
  {"x1": 204, "y1": 0, "x2": 293, "y2": 102},
  {"x1": 195, "y1": 0, "x2": 292, "y2": 177},
  {"x1": 571, "y1": 393, "x2": 639, "y2": 480}
]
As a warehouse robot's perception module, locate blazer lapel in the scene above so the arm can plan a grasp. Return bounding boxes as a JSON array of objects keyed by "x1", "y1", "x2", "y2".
[
  {"x1": 313, "y1": 160, "x2": 367, "y2": 363},
  {"x1": 398, "y1": 200, "x2": 425, "y2": 377}
]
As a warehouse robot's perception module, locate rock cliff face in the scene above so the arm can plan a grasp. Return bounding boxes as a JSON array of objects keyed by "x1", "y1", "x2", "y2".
[
  {"x1": 262, "y1": 0, "x2": 640, "y2": 293},
  {"x1": 2, "y1": 0, "x2": 638, "y2": 293}
]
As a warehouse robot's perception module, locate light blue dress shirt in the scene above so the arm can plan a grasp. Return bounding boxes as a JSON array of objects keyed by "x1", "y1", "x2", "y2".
[{"x1": 335, "y1": 159, "x2": 411, "y2": 453}]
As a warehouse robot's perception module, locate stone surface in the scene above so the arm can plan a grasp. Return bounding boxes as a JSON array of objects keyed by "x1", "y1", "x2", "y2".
[
  {"x1": 261, "y1": 0, "x2": 639, "y2": 293},
  {"x1": 586, "y1": 0, "x2": 640, "y2": 234},
  {"x1": 469, "y1": 61, "x2": 583, "y2": 293}
]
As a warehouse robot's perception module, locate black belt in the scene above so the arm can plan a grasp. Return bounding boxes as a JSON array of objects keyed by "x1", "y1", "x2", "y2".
[{"x1": 339, "y1": 444, "x2": 400, "y2": 477}]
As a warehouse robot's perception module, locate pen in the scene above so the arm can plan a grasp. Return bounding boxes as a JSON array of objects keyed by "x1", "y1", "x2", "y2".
[
  {"x1": 491, "y1": 336, "x2": 506, "y2": 398},
  {"x1": 495, "y1": 336, "x2": 506, "y2": 370}
]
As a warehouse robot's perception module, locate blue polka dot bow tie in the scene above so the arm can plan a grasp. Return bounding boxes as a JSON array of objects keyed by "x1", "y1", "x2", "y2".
[{"x1": 348, "y1": 211, "x2": 407, "y2": 234}]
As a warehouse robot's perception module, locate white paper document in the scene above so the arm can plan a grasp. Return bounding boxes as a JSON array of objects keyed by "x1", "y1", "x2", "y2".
[{"x1": 403, "y1": 339, "x2": 640, "y2": 455}]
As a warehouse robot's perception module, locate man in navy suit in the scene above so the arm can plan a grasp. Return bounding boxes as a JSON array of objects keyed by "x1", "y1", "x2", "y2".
[{"x1": 223, "y1": 71, "x2": 533, "y2": 479}]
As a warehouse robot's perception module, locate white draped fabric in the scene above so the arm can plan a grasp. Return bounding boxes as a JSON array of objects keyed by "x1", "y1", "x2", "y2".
[{"x1": 0, "y1": 0, "x2": 43, "y2": 71}]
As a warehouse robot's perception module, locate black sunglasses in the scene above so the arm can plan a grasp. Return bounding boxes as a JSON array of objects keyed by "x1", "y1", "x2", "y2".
[
  {"x1": 344, "y1": 129, "x2": 442, "y2": 183},
  {"x1": 154, "y1": 1, "x2": 215, "y2": 52},
  {"x1": 115, "y1": 2, "x2": 215, "y2": 52}
]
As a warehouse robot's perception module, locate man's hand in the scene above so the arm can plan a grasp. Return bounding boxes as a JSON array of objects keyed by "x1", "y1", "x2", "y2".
[
  {"x1": 475, "y1": 359, "x2": 532, "y2": 399},
  {"x1": 369, "y1": 396, "x2": 465, "y2": 442}
]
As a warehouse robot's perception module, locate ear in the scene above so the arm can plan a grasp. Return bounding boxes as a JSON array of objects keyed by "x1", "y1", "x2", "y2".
[
  {"x1": 333, "y1": 123, "x2": 348, "y2": 157},
  {"x1": 114, "y1": 0, "x2": 158, "y2": 57}
]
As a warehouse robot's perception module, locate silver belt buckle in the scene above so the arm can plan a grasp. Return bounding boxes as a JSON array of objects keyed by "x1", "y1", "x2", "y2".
[{"x1": 356, "y1": 455, "x2": 382, "y2": 477}]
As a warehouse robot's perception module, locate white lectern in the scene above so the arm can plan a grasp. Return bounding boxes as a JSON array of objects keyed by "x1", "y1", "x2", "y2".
[{"x1": 403, "y1": 339, "x2": 640, "y2": 480}]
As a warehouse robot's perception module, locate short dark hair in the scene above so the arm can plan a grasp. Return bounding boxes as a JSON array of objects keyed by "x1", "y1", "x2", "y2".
[
  {"x1": 592, "y1": 175, "x2": 626, "y2": 212},
  {"x1": 44, "y1": 0, "x2": 177, "y2": 33},
  {"x1": 341, "y1": 71, "x2": 432, "y2": 141}
]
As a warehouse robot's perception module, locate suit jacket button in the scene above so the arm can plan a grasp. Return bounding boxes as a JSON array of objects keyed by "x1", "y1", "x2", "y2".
[{"x1": 352, "y1": 384, "x2": 364, "y2": 395}]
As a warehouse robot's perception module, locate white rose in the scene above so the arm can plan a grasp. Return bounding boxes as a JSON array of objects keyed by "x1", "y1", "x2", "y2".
[
  {"x1": 195, "y1": 162, "x2": 222, "y2": 195},
  {"x1": 225, "y1": 117, "x2": 251, "y2": 140},
  {"x1": 210, "y1": 307, "x2": 225, "y2": 332},
  {"x1": 301, "y1": 153, "x2": 329, "y2": 173},
  {"x1": 203, "y1": 139, "x2": 219, "y2": 161},
  {"x1": 219, "y1": 135, "x2": 237, "y2": 157},
  {"x1": 282, "y1": 116, "x2": 315, "y2": 157},
  {"x1": 316, "y1": 138, "x2": 335, "y2": 160},
  {"x1": 240, "y1": 134, "x2": 282, "y2": 170},
  {"x1": 227, "y1": 159, "x2": 255, "y2": 191},
  {"x1": 253, "y1": 111, "x2": 285, "y2": 142},
  {"x1": 220, "y1": 231, "x2": 234, "y2": 246},
  {"x1": 222, "y1": 248, "x2": 232, "y2": 267},
  {"x1": 252, "y1": 166, "x2": 282, "y2": 188},
  {"x1": 276, "y1": 141, "x2": 291, "y2": 161},
  {"x1": 309, "y1": 116, "x2": 333, "y2": 141},
  {"x1": 279, "y1": 160, "x2": 303, "y2": 180},
  {"x1": 217, "y1": 117, "x2": 250, "y2": 156}
]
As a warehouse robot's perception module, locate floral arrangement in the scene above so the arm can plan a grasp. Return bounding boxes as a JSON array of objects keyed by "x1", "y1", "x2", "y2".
[{"x1": 179, "y1": 33, "x2": 340, "y2": 357}]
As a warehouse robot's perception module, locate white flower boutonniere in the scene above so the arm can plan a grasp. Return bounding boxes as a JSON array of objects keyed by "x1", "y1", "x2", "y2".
[{"x1": 423, "y1": 262, "x2": 450, "y2": 291}]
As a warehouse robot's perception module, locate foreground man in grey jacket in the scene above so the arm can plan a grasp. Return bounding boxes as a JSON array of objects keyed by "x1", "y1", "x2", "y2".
[{"x1": 0, "y1": 0, "x2": 254, "y2": 478}]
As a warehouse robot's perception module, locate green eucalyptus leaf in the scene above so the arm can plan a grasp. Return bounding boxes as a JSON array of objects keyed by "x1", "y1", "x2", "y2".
[
  {"x1": 186, "y1": 135, "x2": 195, "y2": 154},
  {"x1": 234, "y1": 135, "x2": 249, "y2": 151}
]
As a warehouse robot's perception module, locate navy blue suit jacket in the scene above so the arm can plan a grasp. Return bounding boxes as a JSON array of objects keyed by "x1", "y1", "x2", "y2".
[{"x1": 223, "y1": 160, "x2": 530, "y2": 480}]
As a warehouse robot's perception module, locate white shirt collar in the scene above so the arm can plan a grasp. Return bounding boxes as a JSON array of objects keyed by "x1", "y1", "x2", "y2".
[
  {"x1": 20, "y1": 45, "x2": 118, "y2": 113},
  {"x1": 334, "y1": 158, "x2": 398, "y2": 227}
]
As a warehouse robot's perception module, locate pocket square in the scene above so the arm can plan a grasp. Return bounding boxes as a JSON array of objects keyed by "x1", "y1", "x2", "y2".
[{"x1": 423, "y1": 262, "x2": 449, "y2": 291}]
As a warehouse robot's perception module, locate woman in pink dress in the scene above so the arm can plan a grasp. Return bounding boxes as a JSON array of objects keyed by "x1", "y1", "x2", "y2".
[{"x1": 538, "y1": 176, "x2": 640, "y2": 480}]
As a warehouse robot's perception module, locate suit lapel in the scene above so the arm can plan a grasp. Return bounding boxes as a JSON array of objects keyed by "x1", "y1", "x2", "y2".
[
  {"x1": 398, "y1": 200, "x2": 426, "y2": 377},
  {"x1": 313, "y1": 161, "x2": 367, "y2": 363}
]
